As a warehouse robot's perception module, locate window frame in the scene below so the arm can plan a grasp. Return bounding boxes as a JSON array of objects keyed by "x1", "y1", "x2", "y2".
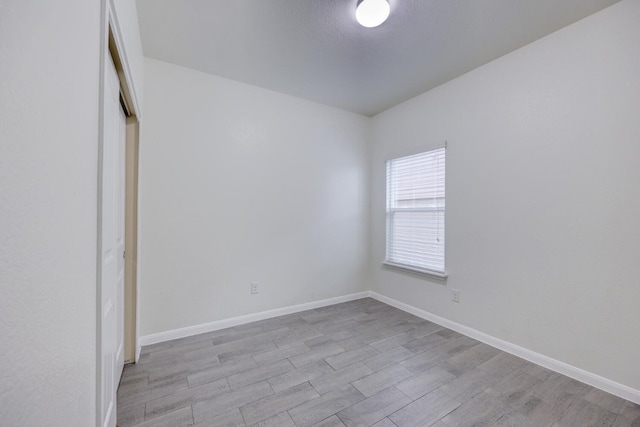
[{"x1": 383, "y1": 146, "x2": 447, "y2": 280}]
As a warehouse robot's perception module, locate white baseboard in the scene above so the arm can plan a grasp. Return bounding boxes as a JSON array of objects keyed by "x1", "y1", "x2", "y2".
[
  {"x1": 369, "y1": 291, "x2": 640, "y2": 405},
  {"x1": 139, "y1": 291, "x2": 370, "y2": 347}
]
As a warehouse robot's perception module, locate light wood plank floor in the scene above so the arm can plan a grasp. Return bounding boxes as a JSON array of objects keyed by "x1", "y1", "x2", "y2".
[{"x1": 117, "y1": 298, "x2": 639, "y2": 427}]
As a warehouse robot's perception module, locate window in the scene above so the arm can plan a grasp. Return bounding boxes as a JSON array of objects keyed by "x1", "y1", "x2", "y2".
[{"x1": 385, "y1": 147, "x2": 446, "y2": 277}]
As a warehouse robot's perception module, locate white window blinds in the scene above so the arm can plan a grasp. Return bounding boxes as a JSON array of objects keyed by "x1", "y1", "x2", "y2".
[{"x1": 386, "y1": 147, "x2": 446, "y2": 275}]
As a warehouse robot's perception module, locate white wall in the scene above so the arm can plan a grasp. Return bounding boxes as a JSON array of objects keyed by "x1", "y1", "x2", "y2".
[
  {"x1": 370, "y1": 0, "x2": 640, "y2": 392},
  {"x1": 0, "y1": 1, "x2": 101, "y2": 425},
  {"x1": 138, "y1": 59, "x2": 370, "y2": 336}
]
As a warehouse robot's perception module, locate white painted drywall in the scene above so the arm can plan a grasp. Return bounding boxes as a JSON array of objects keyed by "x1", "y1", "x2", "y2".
[
  {"x1": 138, "y1": 59, "x2": 370, "y2": 335},
  {"x1": 112, "y1": 0, "x2": 144, "y2": 116},
  {"x1": 370, "y1": 0, "x2": 640, "y2": 391},
  {"x1": 0, "y1": 1, "x2": 100, "y2": 425}
]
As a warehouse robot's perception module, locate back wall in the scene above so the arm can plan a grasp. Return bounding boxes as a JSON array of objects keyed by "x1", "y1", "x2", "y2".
[{"x1": 138, "y1": 59, "x2": 370, "y2": 336}]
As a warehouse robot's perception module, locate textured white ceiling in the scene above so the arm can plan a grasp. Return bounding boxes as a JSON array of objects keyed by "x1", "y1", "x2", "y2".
[{"x1": 136, "y1": 0, "x2": 620, "y2": 116}]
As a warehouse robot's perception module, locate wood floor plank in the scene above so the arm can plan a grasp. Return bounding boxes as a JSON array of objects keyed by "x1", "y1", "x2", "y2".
[
  {"x1": 268, "y1": 360, "x2": 334, "y2": 393},
  {"x1": 400, "y1": 335, "x2": 479, "y2": 374},
  {"x1": 370, "y1": 332, "x2": 413, "y2": 352},
  {"x1": 371, "y1": 418, "x2": 398, "y2": 427},
  {"x1": 531, "y1": 372, "x2": 592, "y2": 403},
  {"x1": 272, "y1": 326, "x2": 323, "y2": 347},
  {"x1": 227, "y1": 358, "x2": 294, "y2": 390},
  {"x1": 337, "y1": 386, "x2": 411, "y2": 426},
  {"x1": 309, "y1": 361, "x2": 374, "y2": 394},
  {"x1": 324, "y1": 345, "x2": 380, "y2": 370},
  {"x1": 484, "y1": 369, "x2": 540, "y2": 405},
  {"x1": 187, "y1": 357, "x2": 257, "y2": 388},
  {"x1": 402, "y1": 333, "x2": 448, "y2": 353},
  {"x1": 193, "y1": 408, "x2": 244, "y2": 427},
  {"x1": 288, "y1": 342, "x2": 344, "y2": 368},
  {"x1": 438, "y1": 367, "x2": 499, "y2": 403},
  {"x1": 352, "y1": 363, "x2": 413, "y2": 397},
  {"x1": 252, "y1": 341, "x2": 309, "y2": 365},
  {"x1": 136, "y1": 406, "x2": 194, "y2": 427},
  {"x1": 363, "y1": 346, "x2": 415, "y2": 371},
  {"x1": 389, "y1": 389, "x2": 460, "y2": 427},
  {"x1": 239, "y1": 382, "x2": 319, "y2": 425},
  {"x1": 585, "y1": 387, "x2": 627, "y2": 414},
  {"x1": 145, "y1": 377, "x2": 229, "y2": 420},
  {"x1": 619, "y1": 401, "x2": 640, "y2": 424},
  {"x1": 210, "y1": 326, "x2": 265, "y2": 346},
  {"x1": 145, "y1": 337, "x2": 214, "y2": 363},
  {"x1": 395, "y1": 366, "x2": 456, "y2": 400},
  {"x1": 404, "y1": 321, "x2": 444, "y2": 339},
  {"x1": 440, "y1": 342, "x2": 501, "y2": 377},
  {"x1": 492, "y1": 394, "x2": 571, "y2": 427},
  {"x1": 613, "y1": 402, "x2": 640, "y2": 427},
  {"x1": 217, "y1": 340, "x2": 278, "y2": 363},
  {"x1": 191, "y1": 380, "x2": 273, "y2": 424},
  {"x1": 310, "y1": 415, "x2": 347, "y2": 427},
  {"x1": 249, "y1": 411, "x2": 296, "y2": 427},
  {"x1": 552, "y1": 398, "x2": 618, "y2": 427},
  {"x1": 477, "y1": 352, "x2": 528, "y2": 378},
  {"x1": 288, "y1": 385, "x2": 366, "y2": 427},
  {"x1": 117, "y1": 401, "x2": 146, "y2": 427},
  {"x1": 440, "y1": 391, "x2": 510, "y2": 427}
]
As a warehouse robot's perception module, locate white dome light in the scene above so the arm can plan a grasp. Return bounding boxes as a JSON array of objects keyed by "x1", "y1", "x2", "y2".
[{"x1": 356, "y1": 0, "x2": 390, "y2": 28}]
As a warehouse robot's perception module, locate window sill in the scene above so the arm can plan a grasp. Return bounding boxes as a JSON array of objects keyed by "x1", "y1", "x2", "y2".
[{"x1": 382, "y1": 261, "x2": 448, "y2": 280}]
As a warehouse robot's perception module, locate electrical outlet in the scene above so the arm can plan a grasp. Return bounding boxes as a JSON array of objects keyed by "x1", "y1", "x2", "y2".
[
  {"x1": 451, "y1": 289, "x2": 460, "y2": 303},
  {"x1": 250, "y1": 282, "x2": 259, "y2": 294}
]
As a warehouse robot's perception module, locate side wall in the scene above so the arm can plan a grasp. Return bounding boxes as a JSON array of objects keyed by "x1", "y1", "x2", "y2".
[
  {"x1": 0, "y1": 1, "x2": 101, "y2": 425},
  {"x1": 138, "y1": 59, "x2": 370, "y2": 336},
  {"x1": 370, "y1": 0, "x2": 640, "y2": 391}
]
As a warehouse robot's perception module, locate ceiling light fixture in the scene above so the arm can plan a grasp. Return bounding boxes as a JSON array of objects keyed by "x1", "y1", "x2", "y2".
[{"x1": 356, "y1": 0, "x2": 390, "y2": 28}]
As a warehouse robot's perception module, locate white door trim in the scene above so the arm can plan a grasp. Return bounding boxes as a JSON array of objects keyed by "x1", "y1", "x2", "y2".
[
  {"x1": 97, "y1": 1, "x2": 141, "y2": 426},
  {"x1": 106, "y1": 0, "x2": 142, "y2": 120}
]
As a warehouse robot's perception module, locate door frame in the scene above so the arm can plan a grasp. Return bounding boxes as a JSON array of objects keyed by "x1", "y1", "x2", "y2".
[{"x1": 97, "y1": 0, "x2": 141, "y2": 425}]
